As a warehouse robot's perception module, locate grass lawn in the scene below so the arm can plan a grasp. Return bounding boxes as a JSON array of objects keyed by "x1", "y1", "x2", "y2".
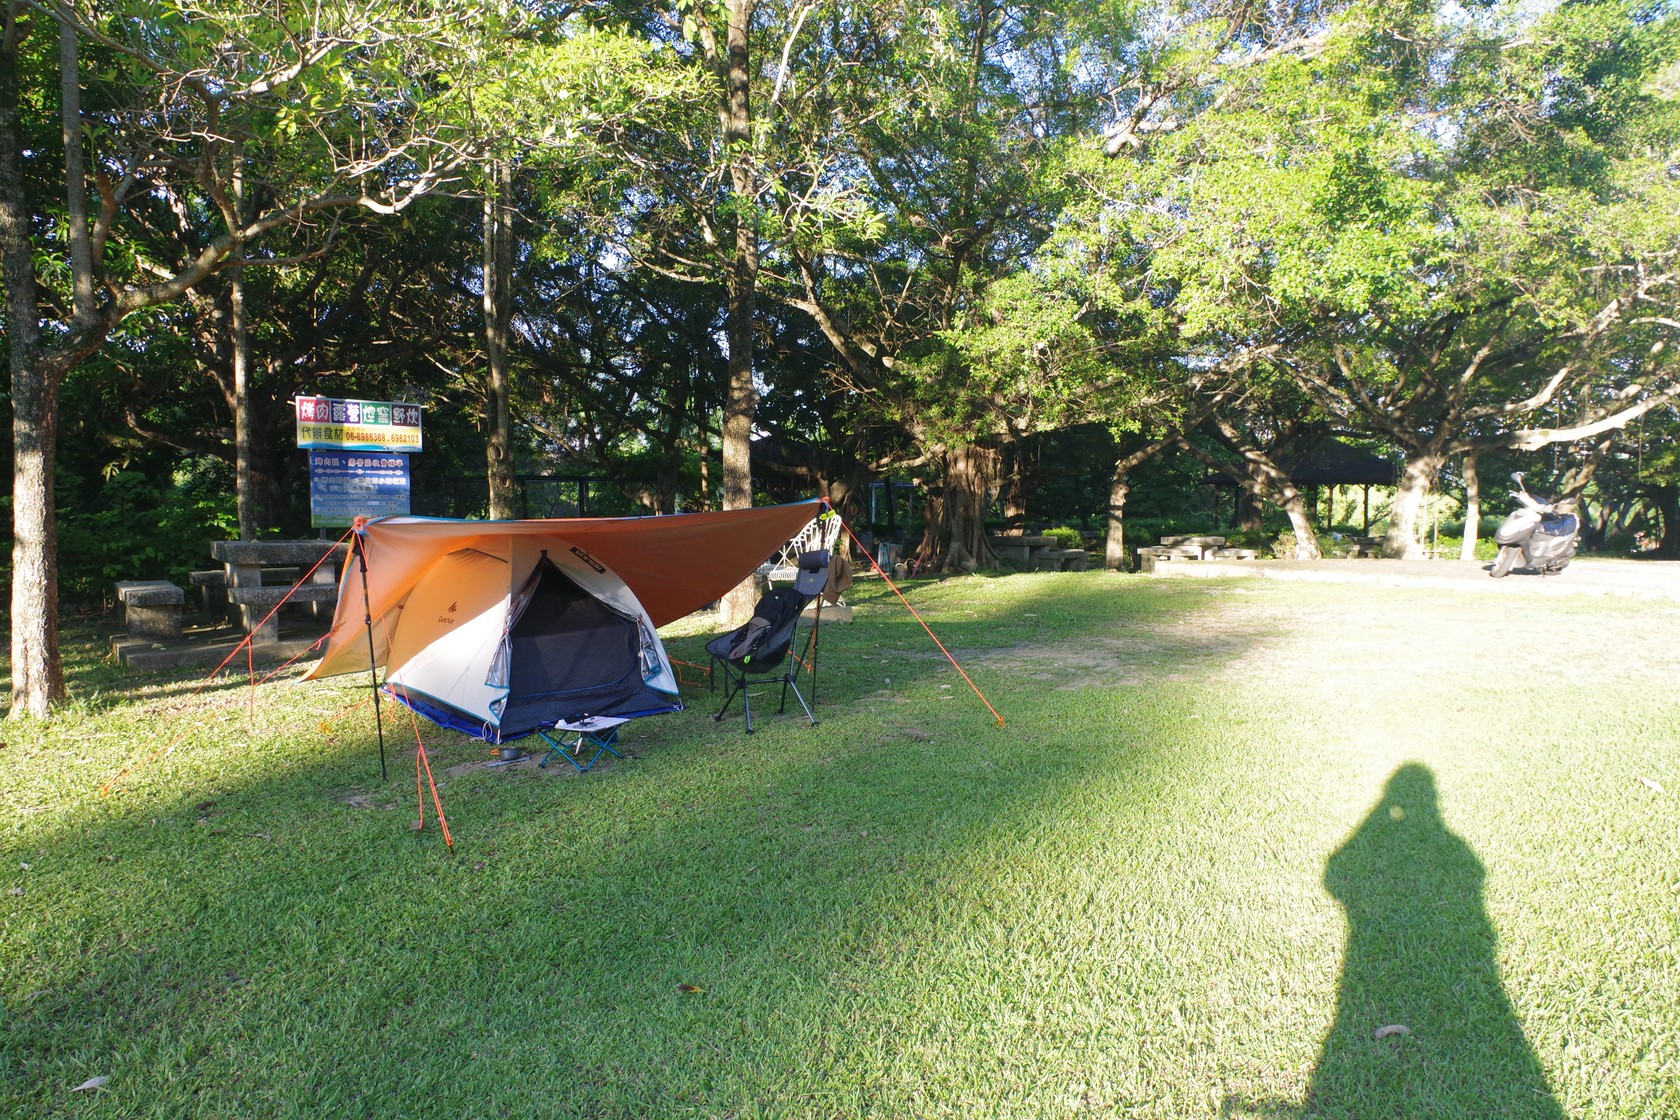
[{"x1": 2, "y1": 571, "x2": 1677, "y2": 1118}]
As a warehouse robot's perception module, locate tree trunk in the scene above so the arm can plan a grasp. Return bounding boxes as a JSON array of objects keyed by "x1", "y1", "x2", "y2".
[
  {"x1": 1189, "y1": 418, "x2": 1322, "y2": 558},
  {"x1": 1236, "y1": 457, "x2": 1320, "y2": 559},
  {"x1": 1279, "y1": 491, "x2": 1322, "y2": 559},
  {"x1": 1104, "y1": 432, "x2": 1185, "y2": 570},
  {"x1": 1235, "y1": 486, "x2": 1262, "y2": 531},
  {"x1": 1459, "y1": 454, "x2": 1480, "y2": 561},
  {"x1": 913, "y1": 482, "x2": 944, "y2": 569},
  {"x1": 717, "y1": 0, "x2": 760, "y2": 625},
  {"x1": 940, "y1": 443, "x2": 995, "y2": 572},
  {"x1": 2, "y1": 14, "x2": 66, "y2": 716},
  {"x1": 1647, "y1": 483, "x2": 1680, "y2": 557},
  {"x1": 1002, "y1": 445, "x2": 1027, "y2": 534},
  {"x1": 231, "y1": 267, "x2": 262, "y2": 537},
  {"x1": 229, "y1": 148, "x2": 262, "y2": 539},
  {"x1": 483, "y1": 158, "x2": 515, "y2": 519},
  {"x1": 230, "y1": 142, "x2": 265, "y2": 540},
  {"x1": 1384, "y1": 452, "x2": 1443, "y2": 559},
  {"x1": 1105, "y1": 471, "x2": 1130, "y2": 571}
]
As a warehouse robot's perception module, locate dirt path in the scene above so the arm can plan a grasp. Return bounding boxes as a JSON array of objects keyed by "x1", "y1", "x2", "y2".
[{"x1": 1150, "y1": 556, "x2": 1680, "y2": 601}]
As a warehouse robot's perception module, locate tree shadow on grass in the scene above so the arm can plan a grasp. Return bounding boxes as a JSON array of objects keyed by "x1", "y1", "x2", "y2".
[
  {"x1": 1305, "y1": 763, "x2": 1564, "y2": 1120},
  {"x1": 7, "y1": 573, "x2": 1272, "y2": 1117}
]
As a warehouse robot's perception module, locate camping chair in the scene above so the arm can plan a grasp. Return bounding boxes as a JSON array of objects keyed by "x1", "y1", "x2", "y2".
[{"x1": 706, "y1": 551, "x2": 830, "y2": 732}]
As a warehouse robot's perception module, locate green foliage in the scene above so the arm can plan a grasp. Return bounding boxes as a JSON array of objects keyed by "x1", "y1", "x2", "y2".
[
  {"x1": 1424, "y1": 535, "x2": 1498, "y2": 561},
  {"x1": 1042, "y1": 526, "x2": 1085, "y2": 549},
  {"x1": 55, "y1": 461, "x2": 239, "y2": 599}
]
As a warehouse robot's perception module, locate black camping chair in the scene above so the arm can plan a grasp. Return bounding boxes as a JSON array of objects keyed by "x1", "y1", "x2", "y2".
[{"x1": 706, "y1": 550, "x2": 830, "y2": 732}]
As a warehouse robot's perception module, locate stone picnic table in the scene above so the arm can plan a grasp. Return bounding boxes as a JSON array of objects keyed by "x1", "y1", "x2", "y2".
[
  {"x1": 1135, "y1": 535, "x2": 1258, "y2": 571},
  {"x1": 987, "y1": 535, "x2": 1091, "y2": 572},
  {"x1": 209, "y1": 539, "x2": 350, "y2": 644}
]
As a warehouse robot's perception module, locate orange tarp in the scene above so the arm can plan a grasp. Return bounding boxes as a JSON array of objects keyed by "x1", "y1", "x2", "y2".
[{"x1": 307, "y1": 500, "x2": 825, "y2": 681}]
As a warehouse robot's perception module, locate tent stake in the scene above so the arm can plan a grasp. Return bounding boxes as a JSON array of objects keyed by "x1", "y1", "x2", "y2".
[{"x1": 354, "y1": 530, "x2": 388, "y2": 782}]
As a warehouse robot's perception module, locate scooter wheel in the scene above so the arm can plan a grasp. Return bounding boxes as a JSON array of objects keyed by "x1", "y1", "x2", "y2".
[{"x1": 1490, "y1": 547, "x2": 1516, "y2": 578}]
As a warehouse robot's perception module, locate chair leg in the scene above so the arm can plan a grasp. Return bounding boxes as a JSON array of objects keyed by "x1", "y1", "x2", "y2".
[
  {"x1": 784, "y1": 678, "x2": 817, "y2": 727},
  {"x1": 713, "y1": 672, "x2": 744, "y2": 723},
  {"x1": 714, "y1": 665, "x2": 759, "y2": 731}
]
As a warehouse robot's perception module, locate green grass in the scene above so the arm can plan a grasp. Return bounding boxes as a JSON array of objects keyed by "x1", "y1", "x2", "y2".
[{"x1": 2, "y1": 573, "x2": 1677, "y2": 1118}]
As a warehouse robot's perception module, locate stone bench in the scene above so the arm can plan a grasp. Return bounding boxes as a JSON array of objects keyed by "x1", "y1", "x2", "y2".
[
  {"x1": 114, "y1": 580, "x2": 185, "y2": 639},
  {"x1": 221, "y1": 582, "x2": 341, "y2": 644},
  {"x1": 227, "y1": 583, "x2": 342, "y2": 607},
  {"x1": 1033, "y1": 548, "x2": 1091, "y2": 572},
  {"x1": 1208, "y1": 548, "x2": 1258, "y2": 560},
  {"x1": 1061, "y1": 549, "x2": 1091, "y2": 571},
  {"x1": 1136, "y1": 545, "x2": 1205, "y2": 572}
]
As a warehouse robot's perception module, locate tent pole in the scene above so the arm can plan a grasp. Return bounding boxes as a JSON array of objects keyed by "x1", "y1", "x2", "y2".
[{"x1": 355, "y1": 530, "x2": 388, "y2": 782}]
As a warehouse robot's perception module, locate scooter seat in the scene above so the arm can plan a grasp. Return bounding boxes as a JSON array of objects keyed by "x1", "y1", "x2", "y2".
[{"x1": 1538, "y1": 514, "x2": 1578, "y2": 538}]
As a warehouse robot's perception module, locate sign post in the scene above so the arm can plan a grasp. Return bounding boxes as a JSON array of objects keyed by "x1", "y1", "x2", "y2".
[{"x1": 295, "y1": 396, "x2": 423, "y2": 528}]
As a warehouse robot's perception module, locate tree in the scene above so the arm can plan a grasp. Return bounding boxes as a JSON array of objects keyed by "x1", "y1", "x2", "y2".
[
  {"x1": 769, "y1": 1, "x2": 1151, "y2": 571},
  {"x1": 1131, "y1": 0, "x2": 1680, "y2": 557},
  {"x1": 1, "y1": 0, "x2": 493, "y2": 715}
]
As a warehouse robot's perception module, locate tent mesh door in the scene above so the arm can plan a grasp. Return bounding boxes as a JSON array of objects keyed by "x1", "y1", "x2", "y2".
[{"x1": 499, "y1": 559, "x2": 642, "y2": 732}]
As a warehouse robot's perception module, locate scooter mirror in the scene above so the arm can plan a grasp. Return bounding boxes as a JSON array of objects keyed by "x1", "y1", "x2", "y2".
[{"x1": 1511, "y1": 471, "x2": 1524, "y2": 484}]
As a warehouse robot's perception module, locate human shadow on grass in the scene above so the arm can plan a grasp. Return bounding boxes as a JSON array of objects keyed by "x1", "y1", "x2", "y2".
[{"x1": 1303, "y1": 764, "x2": 1564, "y2": 1120}]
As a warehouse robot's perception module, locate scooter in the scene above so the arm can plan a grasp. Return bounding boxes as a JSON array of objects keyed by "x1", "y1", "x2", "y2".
[{"x1": 1489, "y1": 472, "x2": 1579, "y2": 578}]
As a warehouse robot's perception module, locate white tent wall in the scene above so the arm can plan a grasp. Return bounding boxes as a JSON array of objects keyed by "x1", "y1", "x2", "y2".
[{"x1": 383, "y1": 545, "x2": 514, "y2": 727}]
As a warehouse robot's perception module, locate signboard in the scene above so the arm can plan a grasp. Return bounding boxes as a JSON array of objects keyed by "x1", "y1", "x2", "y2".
[
  {"x1": 308, "y1": 450, "x2": 412, "y2": 528},
  {"x1": 295, "y1": 396, "x2": 423, "y2": 452}
]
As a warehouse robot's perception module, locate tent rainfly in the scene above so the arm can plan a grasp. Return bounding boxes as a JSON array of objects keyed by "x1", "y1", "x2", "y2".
[{"x1": 306, "y1": 500, "x2": 826, "y2": 743}]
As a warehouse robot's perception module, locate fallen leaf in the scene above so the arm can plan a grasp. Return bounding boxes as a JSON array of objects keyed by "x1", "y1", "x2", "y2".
[
  {"x1": 676, "y1": 983, "x2": 705, "y2": 994},
  {"x1": 72, "y1": 1076, "x2": 109, "y2": 1092},
  {"x1": 1373, "y1": 1024, "x2": 1410, "y2": 1041},
  {"x1": 1637, "y1": 777, "x2": 1665, "y2": 794},
  {"x1": 7, "y1": 887, "x2": 22, "y2": 897}
]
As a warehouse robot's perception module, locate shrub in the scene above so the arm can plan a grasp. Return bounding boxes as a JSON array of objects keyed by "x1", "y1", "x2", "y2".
[
  {"x1": 56, "y1": 462, "x2": 239, "y2": 602},
  {"x1": 1044, "y1": 526, "x2": 1084, "y2": 549}
]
